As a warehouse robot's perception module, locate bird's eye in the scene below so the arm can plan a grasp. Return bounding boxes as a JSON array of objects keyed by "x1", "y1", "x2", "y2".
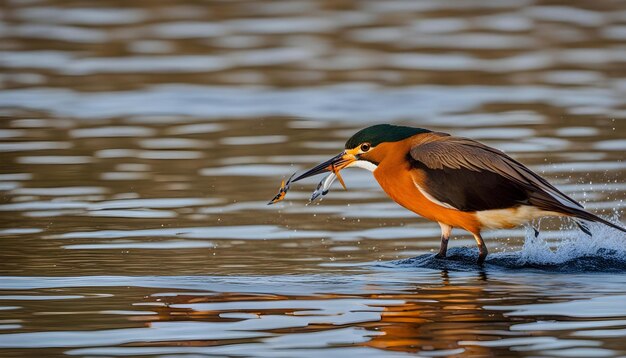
[{"x1": 360, "y1": 143, "x2": 371, "y2": 152}]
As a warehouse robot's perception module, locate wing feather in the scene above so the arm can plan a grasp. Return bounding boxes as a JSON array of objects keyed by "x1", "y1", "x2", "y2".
[{"x1": 409, "y1": 135, "x2": 583, "y2": 212}]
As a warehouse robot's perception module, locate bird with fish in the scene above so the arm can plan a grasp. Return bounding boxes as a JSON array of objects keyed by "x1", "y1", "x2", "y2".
[{"x1": 269, "y1": 124, "x2": 626, "y2": 264}]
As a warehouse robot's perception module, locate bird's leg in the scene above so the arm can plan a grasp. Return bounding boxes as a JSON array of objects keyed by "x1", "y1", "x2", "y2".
[
  {"x1": 435, "y1": 223, "x2": 452, "y2": 258},
  {"x1": 473, "y1": 233, "x2": 488, "y2": 265}
]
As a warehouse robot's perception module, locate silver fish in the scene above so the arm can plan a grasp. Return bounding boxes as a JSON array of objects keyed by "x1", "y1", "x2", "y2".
[{"x1": 309, "y1": 172, "x2": 337, "y2": 203}]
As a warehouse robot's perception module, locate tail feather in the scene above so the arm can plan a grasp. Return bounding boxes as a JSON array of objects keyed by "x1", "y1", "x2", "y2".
[
  {"x1": 527, "y1": 191, "x2": 625, "y2": 234},
  {"x1": 570, "y1": 208, "x2": 626, "y2": 234},
  {"x1": 574, "y1": 219, "x2": 592, "y2": 236}
]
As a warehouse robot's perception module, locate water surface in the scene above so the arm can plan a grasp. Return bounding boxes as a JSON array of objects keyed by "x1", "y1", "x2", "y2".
[{"x1": 1, "y1": 0, "x2": 625, "y2": 356}]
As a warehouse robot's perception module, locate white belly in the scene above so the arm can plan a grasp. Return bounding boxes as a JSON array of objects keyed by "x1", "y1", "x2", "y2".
[{"x1": 476, "y1": 205, "x2": 565, "y2": 229}]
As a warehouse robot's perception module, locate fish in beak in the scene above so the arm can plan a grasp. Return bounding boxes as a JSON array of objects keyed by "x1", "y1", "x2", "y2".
[
  {"x1": 309, "y1": 172, "x2": 337, "y2": 203},
  {"x1": 267, "y1": 151, "x2": 357, "y2": 205},
  {"x1": 267, "y1": 173, "x2": 295, "y2": 205}
]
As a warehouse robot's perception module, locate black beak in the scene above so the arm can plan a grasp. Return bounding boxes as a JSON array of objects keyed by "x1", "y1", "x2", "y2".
[{"x1": 291, "y1": 152, "x2": 347, "y2": 183}]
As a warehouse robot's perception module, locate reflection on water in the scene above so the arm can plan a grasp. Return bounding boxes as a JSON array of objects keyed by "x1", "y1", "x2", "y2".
[
  {"x1": 1, "y1": 0, "x2": 625, "y2": 356},
  {"x1": 1, "y1": 272, "x2": 626, "y2": 357}
]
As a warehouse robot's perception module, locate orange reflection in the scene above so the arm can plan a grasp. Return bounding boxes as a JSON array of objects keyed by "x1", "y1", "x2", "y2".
[{"x1": 133, "y1": 272, "x2": 514, "y2": 356}]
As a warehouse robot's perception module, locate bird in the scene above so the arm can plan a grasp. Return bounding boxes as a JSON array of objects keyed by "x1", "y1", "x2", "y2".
[{"x1": 289, "y1": 124, "x2": 626, "y2": 264}]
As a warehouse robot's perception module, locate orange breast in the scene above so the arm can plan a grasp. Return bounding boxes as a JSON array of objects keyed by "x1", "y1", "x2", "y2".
[{"x1": 371, "y1": 141, "x2": 481, "y2": 234}]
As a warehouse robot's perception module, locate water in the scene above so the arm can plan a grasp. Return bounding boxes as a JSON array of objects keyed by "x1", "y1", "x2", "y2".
[{"x1": 1, "y1": 0, "x2": 626, "y2": 356}]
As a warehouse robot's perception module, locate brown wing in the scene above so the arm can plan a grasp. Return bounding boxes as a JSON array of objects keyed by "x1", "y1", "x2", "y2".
[{"x1": 408, "y1": 134, "x2": 583, "y2": 213}]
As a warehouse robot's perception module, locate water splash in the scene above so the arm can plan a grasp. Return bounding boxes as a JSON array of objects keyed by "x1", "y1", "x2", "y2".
[
  {"x1": 517, "y1": 218, "x2": 626, "y2": 266},
  {"x1": 392, "y1": 213, "x2": 626, "y2": 272}
]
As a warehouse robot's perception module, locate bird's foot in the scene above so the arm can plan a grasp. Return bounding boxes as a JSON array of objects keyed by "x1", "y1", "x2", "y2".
[
  {"x1": 435, "y1": 252, "x2": 446, "y2": 259},
  {"x1": 477, "y1": 249, "x2": 488, "y2": 266}
]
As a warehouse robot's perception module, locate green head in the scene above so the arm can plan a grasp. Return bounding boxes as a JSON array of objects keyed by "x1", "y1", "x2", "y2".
[
  {"x1": 345, "y1": 124, "x2": 431, "y2": 149},
  {"x1": 291, "y1": 124, "x2": 431, "y2": 184}
]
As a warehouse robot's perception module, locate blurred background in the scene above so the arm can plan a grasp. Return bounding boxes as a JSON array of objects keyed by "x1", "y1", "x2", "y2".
[
  {"x1": 1, "y1": 0, "x2": 625, "y2": 269},
  {"x1": 0, "y1": 0, "x2": 626, "y2": 356}
]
